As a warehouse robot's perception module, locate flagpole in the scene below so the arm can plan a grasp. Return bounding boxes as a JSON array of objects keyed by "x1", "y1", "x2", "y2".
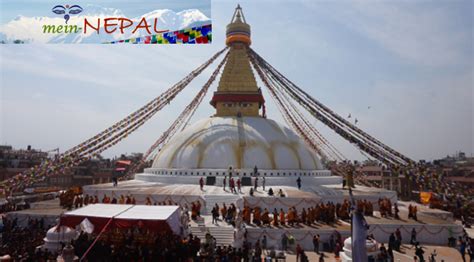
[{"x1": 349, "y1": 186, "x2": 354, "y2": 260}]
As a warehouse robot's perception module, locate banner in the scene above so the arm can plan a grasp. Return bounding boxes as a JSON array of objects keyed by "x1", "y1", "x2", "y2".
[
  {"x1": 0, "y1": 0, "x2": 211, "y2": 44},
  {"x1": 105, "y1": 24, "x2": 212, "y2": 45}
]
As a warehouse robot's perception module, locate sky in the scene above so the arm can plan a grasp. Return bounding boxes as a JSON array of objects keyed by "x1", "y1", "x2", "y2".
[
  {"x1": 0, "y1": 0, "x2": 473, "y2": 162},
  {"x1": 0, "y1": 0, "x2": 211, "y2": 23}
]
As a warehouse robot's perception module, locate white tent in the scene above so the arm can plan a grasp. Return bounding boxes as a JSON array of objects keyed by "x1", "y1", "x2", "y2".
[{"x1": 60, "y1": 204, "x2": 182, "y2": 235}]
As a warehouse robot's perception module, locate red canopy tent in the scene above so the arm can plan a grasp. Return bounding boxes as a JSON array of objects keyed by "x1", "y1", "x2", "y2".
[{"x1": 59, "y1": 204, "x2": 182, "y2": 235}]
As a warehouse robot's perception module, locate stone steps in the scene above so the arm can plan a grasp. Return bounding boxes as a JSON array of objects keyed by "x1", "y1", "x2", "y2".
[{"x1": 190, "y1": 225, "x2": 235, "y2": 246}]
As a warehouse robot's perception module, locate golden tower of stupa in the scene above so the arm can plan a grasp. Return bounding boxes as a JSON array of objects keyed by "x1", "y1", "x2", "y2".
[{"x1": 210, "y1": 5, "x2": 265, "y2": 117}]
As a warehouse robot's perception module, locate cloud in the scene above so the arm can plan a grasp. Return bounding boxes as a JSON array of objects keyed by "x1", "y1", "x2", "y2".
[{"x1": 306, "y1": 0, "x2": 472, "y2": 67}]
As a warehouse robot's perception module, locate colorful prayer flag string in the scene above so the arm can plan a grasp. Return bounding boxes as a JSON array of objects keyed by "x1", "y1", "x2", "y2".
[{"x1": 104, "y1": 24, "x2": 212, "y2": 45}]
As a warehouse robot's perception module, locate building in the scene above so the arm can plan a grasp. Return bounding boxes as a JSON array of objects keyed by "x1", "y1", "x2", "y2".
[
  {"x1": 0, "y1": 145, "x2": 49, "y2": 181},
  {"x1": 0, "y1": 145, "x2": 141, "y2": 190}
]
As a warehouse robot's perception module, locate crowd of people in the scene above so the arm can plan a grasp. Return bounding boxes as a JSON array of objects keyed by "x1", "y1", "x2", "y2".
[
  {"x1": 0, "y1": 215, "x2": 203, "y2": 262},
  {"x1": 0, "y1": 200, "x2": 29, "y2": 214},
  {"x1": 0, "y1": 216, "x2": 49, "y2": 261},
  {"x1": 355, "y1": 199, "x2": 374, "y2": 217},
  {"x1": 211, "y1": 203, "x2": 238, "y2": 226},
  {"x1": 198, "y1": 232, "x2": 265, "y2": 261},
  {"x1": 2, "y1": 159, "x2": 472, "y2": 261},
  {"x1": 73, "y1": 229, "x2": 202, "y2": 261},
  {"x1": 330, "y1": 160, "x2": 473, "y2": 221},
  {"x1": 240, "y1": 202, "x2": 342, "y2": 228},
  {"x1": 0, "y1": 215, "x2": 316, "y2": 262},
  {"x1": 2, "y1": 200, "x2": 473, "y2": 262},
  {"x1": 236, "y1": 197, "x2": 410, "y2": 229},
  {"x1": 198, "y1": 167, "x2": 305, "y2": 195},
  {"x1": 65, "y1": 183, "x2": 360, "y2": 232},
  {"x1": 382, "y1": 229, "x2": 474, "y2": 262},
  {"x1": 377, "y1": 198, "x2": 392, "y2": 218}
]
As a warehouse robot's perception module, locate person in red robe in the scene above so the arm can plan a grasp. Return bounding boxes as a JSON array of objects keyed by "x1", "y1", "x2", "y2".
[{"x1": 199, "y1": 177, "x2": 204, "y2": 191}]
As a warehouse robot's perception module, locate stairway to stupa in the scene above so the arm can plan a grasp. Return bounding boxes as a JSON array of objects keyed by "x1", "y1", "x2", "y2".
[
  {"x1": 190, "y1": 216, "x2": 236, "y2": 246},
  {"x1": 203, "y1": 194, "x2": 242, "y2": 215}
]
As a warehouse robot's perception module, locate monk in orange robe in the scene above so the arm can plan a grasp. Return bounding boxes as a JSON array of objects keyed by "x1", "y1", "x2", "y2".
[
  {"x1": 293, "y1": 207, "x2": 299, "y2": 224},
  {"x1": 262, "y1": 208, "x2": 270, "y2": 226},
  {"x1": 287, "y1": 208, "x2": 295, "y2": 226},
  {"x1": 253, "y1": 207, "x2": 261, "y2": 226},
  {"x1": 243, "y1": 206, "x2": 251, "y2": 224},
  {"x1": 280, "y1": 209, "x2": 286, "y2": 226},
  {"x1": 272, "y1": 208, "x2": 279, "y2": 226},
  {"x1": 301, "y1": 208, "x2": 307, "y2": 225}
]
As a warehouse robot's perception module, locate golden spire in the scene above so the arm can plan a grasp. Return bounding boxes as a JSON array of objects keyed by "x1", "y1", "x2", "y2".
[{"x1": 211, "y1": 5, "x2": 265, "y2": 117}]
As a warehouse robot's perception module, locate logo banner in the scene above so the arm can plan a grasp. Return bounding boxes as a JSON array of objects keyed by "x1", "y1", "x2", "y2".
[{"x1": 0, "y1": 0, "x2": 211, "y2": 44}]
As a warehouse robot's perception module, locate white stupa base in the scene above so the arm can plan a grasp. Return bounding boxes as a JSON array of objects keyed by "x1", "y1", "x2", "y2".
[
  {"x1": 341, "y1": 237, "x2": 380, "y2": 262},
  {"x1": 135, "y1": 172, "x2": 341, "y2": 186},
  {"x1": 40, "y1": 225, "x2": 78, "y2": 253}
]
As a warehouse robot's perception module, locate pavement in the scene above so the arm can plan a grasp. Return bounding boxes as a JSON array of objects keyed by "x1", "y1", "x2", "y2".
[
  {"x1": 85, "y1": 180, "x2": 321, "y2": 199},
  {"x1": 391, "y1": 244, "x2": 464, "y2": 262},
  {"x1": 366, "y1": 210, "x2": 450, "y2": 226},
  {"x1": 265, "y1": 244, "x2": 464, "y2": 262},
  {"x1": 4, "y1": 198, "x2": 467, "y2": 261}
]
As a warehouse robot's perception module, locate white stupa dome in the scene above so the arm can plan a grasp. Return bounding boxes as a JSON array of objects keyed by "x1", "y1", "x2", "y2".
[{"x1": 152, "y1": 116, "x2": 324, "y2": 171}]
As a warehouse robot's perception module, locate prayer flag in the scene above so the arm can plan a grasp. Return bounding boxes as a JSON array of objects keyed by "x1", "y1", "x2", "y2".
[{"x1": 420, "y1": 192, "x2": 432, "y2": 204}]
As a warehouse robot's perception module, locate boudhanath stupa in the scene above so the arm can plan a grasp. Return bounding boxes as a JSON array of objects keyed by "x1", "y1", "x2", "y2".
[{"x1": 81, "y1": 5, "x2": 463, "y2": 252}]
